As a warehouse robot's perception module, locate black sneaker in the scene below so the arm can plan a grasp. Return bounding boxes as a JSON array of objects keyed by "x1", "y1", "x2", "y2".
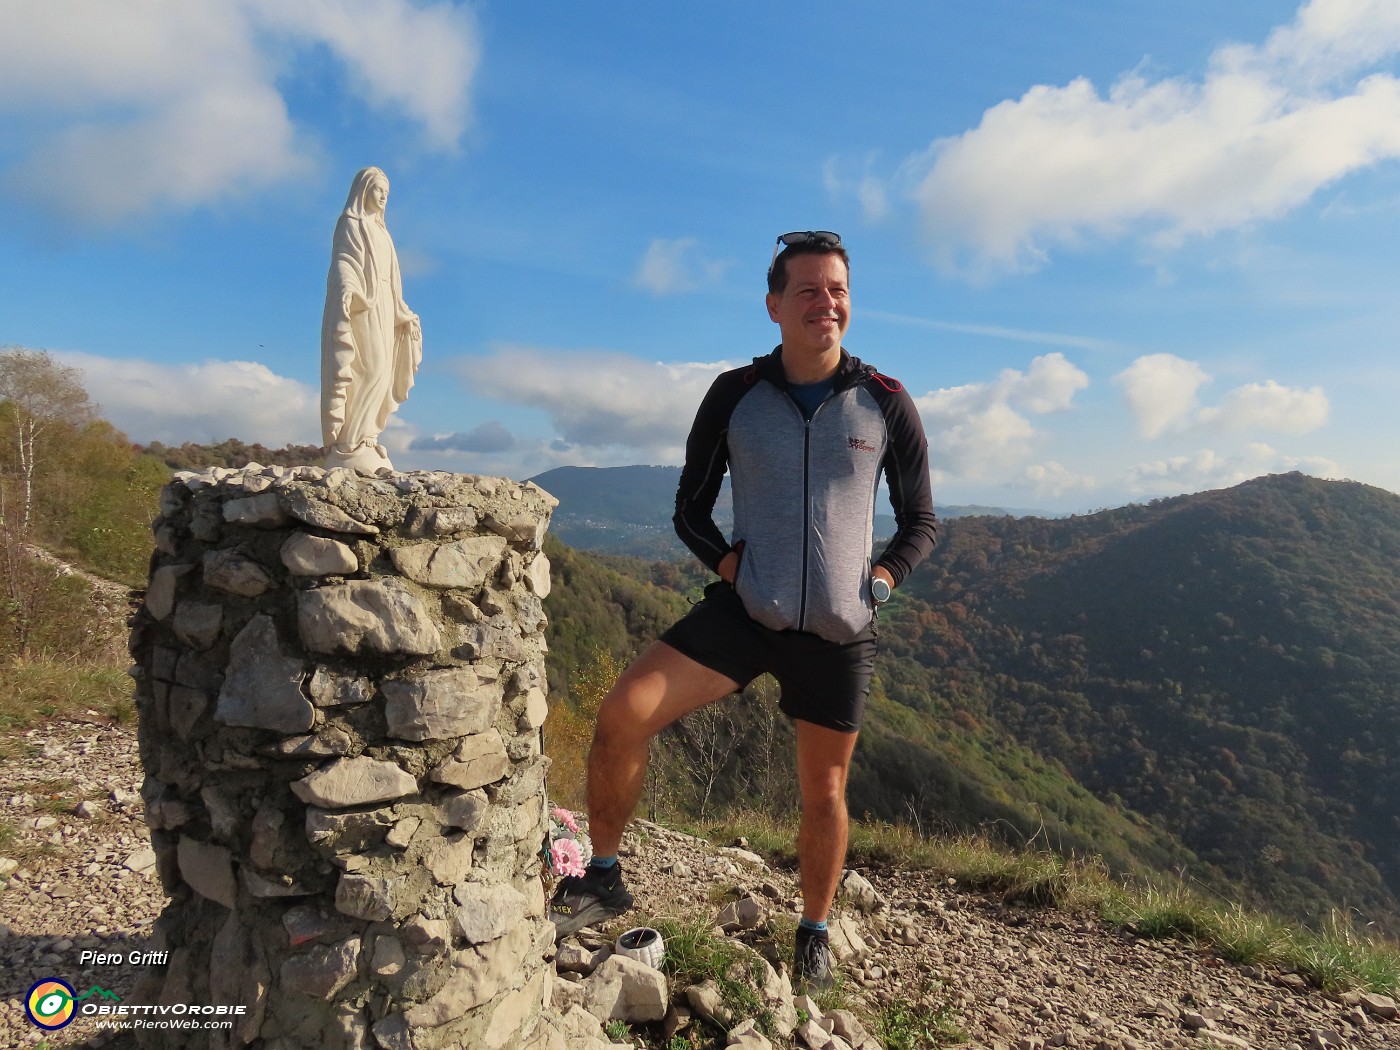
[
  {"x1": 548, "y1": 862, "x2": 634, "y2": 938},
  {"x1": 794, "y1": 926, "x2": 836, "y2": 992}
]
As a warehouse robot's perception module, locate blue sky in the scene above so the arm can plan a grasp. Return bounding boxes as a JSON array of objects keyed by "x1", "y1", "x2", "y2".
[{"x1": 2, "y1": 0, "x2": 1398, "y2": 513}]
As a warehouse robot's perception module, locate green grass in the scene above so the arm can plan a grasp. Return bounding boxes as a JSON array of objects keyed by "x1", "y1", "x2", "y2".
[
  {"x1": 875, "y1": 983, "x2": 967, "y2": 1050},
  {"x1": 0, "y1": 657, "x2": 133, "y2": 741},
  {"x1": 649, "y1": 914, "x2": 772, "y2": 1038},
  {"x1": 1288, "y1": 912, "x2": 1400, "y2": 993},
  {"x1": 603, "y1": 1019, "x2": 633, "y2": 1043},
  {"x1": 699, "y1": 808, "x2": 1102, "y2": 910}
]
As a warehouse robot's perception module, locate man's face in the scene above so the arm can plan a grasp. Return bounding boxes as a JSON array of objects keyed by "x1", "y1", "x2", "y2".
[{"x1": 765, "y1": 252, "x2": 850, "y2": 359}]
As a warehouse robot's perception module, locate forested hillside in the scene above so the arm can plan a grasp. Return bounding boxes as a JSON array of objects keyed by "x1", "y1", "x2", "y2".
[
  {"x1": 141, "y1": 438, "x2": 323, "y2": 471},
  {"x1": 896, "y1": 472, "x2": 1400, "y2": 931}
]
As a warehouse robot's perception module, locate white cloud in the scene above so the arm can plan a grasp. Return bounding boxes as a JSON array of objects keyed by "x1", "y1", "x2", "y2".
[
  {"x1": 822, "y1": 154, "x2": 890, "y2": 222},
  {"x1": 0, "y1": 0, "x2": 479, "y2": 225},
  {"x1": 244, "y1": 0, "x2": 478, "y2": 150},
  {"x1": 410, "y1": 421, "x2": 517, "y2": 453},
  {"x1": 1116, "y1": 354, "x2": 1212, "y2": 439},
  {"x1": 1024, "y1": 461, "x2": 1097, "y2": 498},
  {"x1": 1115, "y1": 353, "x2": 1329, "y2": 439},
  {"x1": 453, "y1": 348, "x2": 731, "y2": 463},
  {"x1": 1198, "y1": 380, "x2": 1330, "y2": 432},
  {"x1": 869, "y1": 0, "x2": 1400, "y2": 276},
  {"x1": 1014, "y1": 352, "x2": 1092, "y2": 413},
  {"x1": 1123, "y1": 442, "x2": 1342, "y2": 495},
  {"x1": 914, "y1": 352, "x2": 1089, "y2": 479},
  {"x1": 633, "y1": 238, "x2": 730, "y2": 295},
  {"x1": 53, "y1": 350, "x2": 319, "y2": 447},
  {"x1": 864, "y1": 309, "x2": 1122, "y2": 353}
]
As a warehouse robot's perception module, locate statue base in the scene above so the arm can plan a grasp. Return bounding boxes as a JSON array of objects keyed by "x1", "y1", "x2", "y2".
[
  {"x1": 324, "y1": 443, "x2": 393, "y2": 473},
  {"x1": 131, "y1": 465, "x2": 559, "y2": 1049}
]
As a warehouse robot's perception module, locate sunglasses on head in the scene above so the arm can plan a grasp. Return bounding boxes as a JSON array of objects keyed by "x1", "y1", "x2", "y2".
[{"x1": 769, "y1": 230, "x2": 842, "y2": 273}]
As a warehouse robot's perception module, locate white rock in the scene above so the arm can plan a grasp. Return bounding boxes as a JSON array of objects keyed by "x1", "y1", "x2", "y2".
[
  {"x1": 280, "y1": 533, "x2": 358, "y2": 576},
  {"x1": 525, "y1": 552, "x2": 552, "y2": 596},
  {"x1": 222, "y1": 492, "x2": 289, "y2": 527},
  {"x1": 145, "y1": 564, "x2": 194, "y2": 620},
  {"x1": 838, "y1": 870, "x2": 883, "y2": 913},
  {"x1": 389, "y1": 536, "x2": 508, "y2": 589},
  {"x1": 382, "y1": 666, "x2": 502, "y2": 741},
  {"x1": 453, "y1": 883, "x2": 528, "y2": 945},
  {"x1": 728, "y1": 1019, "x2": 774, "y2": 1049},
  {"x1": 429, "y1": 729, "x2": 511, "y2": 790},
  {"x1": 215, "y1": 615, "x2": 313, "y2": 734},
  {"x1": 292, "y1": 756, "x2": 418, "y2": 808},
  {"x1": 123, "y1": 847, "x2": 158, "y2": 873},
  {"x1": 716, "y1": 894, "x2": 769, "y2": 931},
  {"x1": 583, "y1": 953, "x2": 669, "y2": 1024},
  {"x1": 177, "y1": 836, "x2": 236, "y2": 908},
  {"x1": 298, "y1": 579, "x2": 441, "y2": 656},
  {"x1": 718, "y1": 846, "x2": 767, "y2": 868}
]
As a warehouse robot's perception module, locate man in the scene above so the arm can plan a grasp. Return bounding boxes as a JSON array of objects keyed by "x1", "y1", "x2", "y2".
[{"x1": 548, "y1": 231, "x2": 937, "y2": 990}]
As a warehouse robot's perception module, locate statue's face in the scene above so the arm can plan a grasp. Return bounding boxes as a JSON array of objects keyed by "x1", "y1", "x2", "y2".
[{"x1": 367, "y1": 178, "x2": 389, "y2": 214}]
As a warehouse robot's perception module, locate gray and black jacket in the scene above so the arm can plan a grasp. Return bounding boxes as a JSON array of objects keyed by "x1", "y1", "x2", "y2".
[{"x1": 674, "y1": 346, "x2": 938, "y2": 643}]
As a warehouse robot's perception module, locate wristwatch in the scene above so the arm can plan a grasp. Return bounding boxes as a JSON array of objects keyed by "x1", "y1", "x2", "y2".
[{"x1": 871, "y1": 576, "x2": 892, "y2": 604}]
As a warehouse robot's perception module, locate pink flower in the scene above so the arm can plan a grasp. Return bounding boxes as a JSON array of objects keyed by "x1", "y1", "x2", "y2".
[
  {"x1": 551, "y1": 807, "x2": 580, "y2": 834},
  {"x1": 550, "y1": 837, "x2": 585, "y2": 878}
]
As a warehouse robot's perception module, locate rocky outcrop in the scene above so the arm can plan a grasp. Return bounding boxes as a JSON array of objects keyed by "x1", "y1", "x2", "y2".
[
  {"x1": 549, "y1": 821, "x2": 1400, "y2": 1050},
  {"x1": 127, "y1": 464, "x2": 559, "y2": 1050}
]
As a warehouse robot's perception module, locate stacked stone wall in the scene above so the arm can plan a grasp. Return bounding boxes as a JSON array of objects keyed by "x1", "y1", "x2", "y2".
[{"x1": 128, "y1": 465, "x2": 558, "y2": 1050}]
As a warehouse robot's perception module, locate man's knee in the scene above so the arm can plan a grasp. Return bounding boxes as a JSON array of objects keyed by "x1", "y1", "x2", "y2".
[
  {"x1": 800, "y1": 783, "x2": 848, "y2": 820},
  {"x1": 592, "y1": 678, "x2": 658, "y2": 749}
]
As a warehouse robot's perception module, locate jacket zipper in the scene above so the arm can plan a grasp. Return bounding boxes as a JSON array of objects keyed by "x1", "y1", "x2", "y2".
[
  {"x1": 797, "y1": 396, "x2": 833, "y2": 633},
  {"x1": 799, "y1": 414, "x2": 811, "y2": 631},
  {"x1": 780, "y1": 364, "x2": 857, "y2": 632}
]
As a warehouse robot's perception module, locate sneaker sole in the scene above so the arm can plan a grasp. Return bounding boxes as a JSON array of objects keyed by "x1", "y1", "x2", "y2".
[{"x1": 549, "y1": 890, "x2": 634, "y2": 939}]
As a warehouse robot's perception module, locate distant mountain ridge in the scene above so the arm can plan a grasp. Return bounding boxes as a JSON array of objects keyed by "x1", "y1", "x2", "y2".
[{"x1": 527, "y1": 464, "x2": 1046, "y2": 557}]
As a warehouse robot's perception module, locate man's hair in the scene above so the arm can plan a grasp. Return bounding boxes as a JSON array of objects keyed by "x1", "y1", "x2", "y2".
[{"x1": 767, "y1": 241, "x2": 850, "y2": 295}]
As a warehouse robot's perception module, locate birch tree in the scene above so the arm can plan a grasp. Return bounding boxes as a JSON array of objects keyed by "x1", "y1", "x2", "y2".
[{"x1": 0, "y1": 348, "x2": 95, "y2": 533}]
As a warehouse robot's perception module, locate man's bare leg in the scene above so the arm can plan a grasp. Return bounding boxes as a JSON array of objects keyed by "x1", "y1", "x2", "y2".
[
  {"x1": 586, "y1": 641, "x2": 740, "y2": 858},
  {"x1": 794, "y1": 719, "x2": 860, "y2": 922}
]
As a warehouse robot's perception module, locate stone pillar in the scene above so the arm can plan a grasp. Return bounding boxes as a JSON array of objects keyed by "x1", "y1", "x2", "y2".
[{"x1": 129, "y1": 465, "x2": 558, "y2": 1050}]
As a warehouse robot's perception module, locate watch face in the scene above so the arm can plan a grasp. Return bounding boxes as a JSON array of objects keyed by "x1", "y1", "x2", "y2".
[{"x1": 872, "y1": 578, "x2": 891, "y2": 603}]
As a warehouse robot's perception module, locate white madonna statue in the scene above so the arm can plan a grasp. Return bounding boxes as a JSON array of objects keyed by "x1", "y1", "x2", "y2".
[{"x1": 321, "y1": 166, "x2": 422, "y2": 472}]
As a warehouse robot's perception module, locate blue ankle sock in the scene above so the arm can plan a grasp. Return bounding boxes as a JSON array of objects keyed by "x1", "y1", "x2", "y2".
[
  {"x1": 590, "y1": 855, "x2": 618, "y2": 870},
  {"x1": 799, "y1": 918, "x2": 828, "y2": 934}
]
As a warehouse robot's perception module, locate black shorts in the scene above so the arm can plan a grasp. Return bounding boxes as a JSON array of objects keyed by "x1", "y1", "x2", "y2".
[{"x1": 659, "y1": 582, "x2": 877, "y2": 733}]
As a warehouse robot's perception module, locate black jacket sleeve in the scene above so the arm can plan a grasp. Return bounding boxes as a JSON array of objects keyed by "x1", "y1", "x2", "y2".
[
  {"x1": 673, "y1": 368, "x2": 749, "y2": 573},
  {"x1": 870, "y1": 379, "x2": 938, "y2": 587}
]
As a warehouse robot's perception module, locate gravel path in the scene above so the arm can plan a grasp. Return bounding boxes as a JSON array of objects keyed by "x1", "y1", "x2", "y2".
[{"x1": 1, "y1": 721, "x2": 153, "y2": 1048}]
